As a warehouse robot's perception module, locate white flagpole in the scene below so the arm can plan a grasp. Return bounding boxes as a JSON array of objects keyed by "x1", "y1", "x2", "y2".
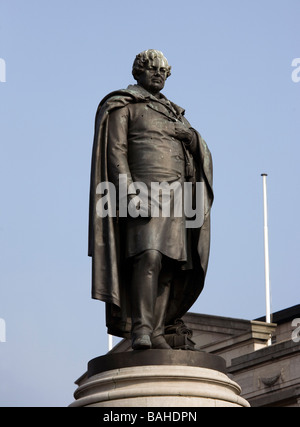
[{"x1": 261, "y1": 174, "x2": 272, "y2": 345}]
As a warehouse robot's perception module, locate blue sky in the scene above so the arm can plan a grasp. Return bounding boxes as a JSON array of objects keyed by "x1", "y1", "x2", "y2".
[{"x1": 0, "y1": 0, "x2": 299, "y2": 406}]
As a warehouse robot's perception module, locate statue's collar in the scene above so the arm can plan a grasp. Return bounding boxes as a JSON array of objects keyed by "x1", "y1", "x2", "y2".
[
  {"x1": 126, "y1": 84, "x2": 185, "y2": 116},
  {"x1": 126, "y1": 84, "x2": 162, "y2": 100}
]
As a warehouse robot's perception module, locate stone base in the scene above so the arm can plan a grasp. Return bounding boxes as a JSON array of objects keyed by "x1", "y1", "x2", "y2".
[{"x1": 70, "y1": 350, "x2": 250, "y2": 407}]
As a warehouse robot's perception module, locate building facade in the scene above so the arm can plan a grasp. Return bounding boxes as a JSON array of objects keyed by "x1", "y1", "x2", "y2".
[{"x1": 112, "y1": 305, "x2": 300, "y2": 407}]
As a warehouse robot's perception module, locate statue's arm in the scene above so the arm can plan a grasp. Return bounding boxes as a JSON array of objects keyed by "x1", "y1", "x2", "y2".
[
  {"x1": 107, "y1": 106, "x2": 135, "y2": 197},
  {"x1": 178, "y1": 116, "x2": 200, "y2": 160}
]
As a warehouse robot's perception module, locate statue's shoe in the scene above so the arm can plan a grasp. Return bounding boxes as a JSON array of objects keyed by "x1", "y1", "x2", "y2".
[
  {"x1": 151, "y1": 335, "x2": 172, "y2": 349},
  {"x1": 132, "y1": 334, "x2": 152, "y2": 350}
]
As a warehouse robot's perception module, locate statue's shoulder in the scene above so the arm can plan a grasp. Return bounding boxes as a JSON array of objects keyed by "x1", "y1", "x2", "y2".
[{"x1": 98, "y1": 85, "x2": 147, "y2": 111}]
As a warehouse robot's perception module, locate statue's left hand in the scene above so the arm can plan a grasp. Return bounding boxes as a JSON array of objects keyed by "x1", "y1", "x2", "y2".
[{"x1": 174, "y1": 121, "x2": 194, "y2": 143}]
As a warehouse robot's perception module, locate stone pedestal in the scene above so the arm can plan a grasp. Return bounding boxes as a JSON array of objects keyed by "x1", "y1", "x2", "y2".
[{"x1": 70, "y1": 350, "x2": 250, "y2": 407}]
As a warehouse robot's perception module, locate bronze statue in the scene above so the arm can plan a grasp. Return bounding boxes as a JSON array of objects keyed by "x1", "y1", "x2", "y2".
[{"x1": 88, "y1": 50, "x2": 213, "y2": 350}]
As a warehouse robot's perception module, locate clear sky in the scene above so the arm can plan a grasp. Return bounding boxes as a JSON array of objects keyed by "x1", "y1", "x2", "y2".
[{"x1": 0, "y1": 0, "x2": 299, "y2": 406}]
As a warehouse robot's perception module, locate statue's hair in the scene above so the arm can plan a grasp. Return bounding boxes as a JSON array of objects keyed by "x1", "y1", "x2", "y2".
[{"x1": 132, "y1": 49, "x2": 171, "y2": 80}]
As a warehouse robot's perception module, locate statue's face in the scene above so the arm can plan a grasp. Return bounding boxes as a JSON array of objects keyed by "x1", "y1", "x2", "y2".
[{"x1": 137, "y1": 56, "x2": 169, "y2": 95}]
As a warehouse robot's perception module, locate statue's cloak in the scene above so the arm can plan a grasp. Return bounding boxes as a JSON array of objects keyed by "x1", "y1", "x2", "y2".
[{"x1": 88, "y1": 85, "x2": 213, "y2": 338}]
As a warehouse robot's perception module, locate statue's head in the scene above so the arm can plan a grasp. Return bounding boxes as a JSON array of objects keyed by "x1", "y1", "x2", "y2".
[{"x1": 132, "y1": 49, "x2": 171, "y2": 95}]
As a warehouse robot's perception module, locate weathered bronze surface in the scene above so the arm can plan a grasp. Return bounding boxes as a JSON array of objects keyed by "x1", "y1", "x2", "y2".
[{"x1": 88, "y1": 50, "x2": 213, "y2": 350}]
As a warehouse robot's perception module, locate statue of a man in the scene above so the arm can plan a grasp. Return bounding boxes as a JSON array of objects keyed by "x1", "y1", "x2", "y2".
[{"x1": 88, "y1": 50, "x2": 213, "y2": 350}]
